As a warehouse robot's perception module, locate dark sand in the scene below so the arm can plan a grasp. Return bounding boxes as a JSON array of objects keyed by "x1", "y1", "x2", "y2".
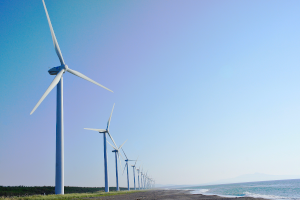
[{"x1": 85, "y1": 189, "x2": 267, "y2": 200}]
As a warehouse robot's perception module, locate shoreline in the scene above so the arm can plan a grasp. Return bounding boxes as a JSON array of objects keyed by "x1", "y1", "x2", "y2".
[
  {"x1": 0, "y1": 189, "x2": 269, "y2": 200},
  {"x1": 189, "y1": 188, "x2": 247, "y2": 198},
  {"x1": 83, "y1": 189, "x2": 268, "y2": 200}
]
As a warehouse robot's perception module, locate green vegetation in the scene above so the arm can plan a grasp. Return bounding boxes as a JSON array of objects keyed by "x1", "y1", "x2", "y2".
[{"x1": 0, "y1": 186, "x2": 138, "y2": 199}]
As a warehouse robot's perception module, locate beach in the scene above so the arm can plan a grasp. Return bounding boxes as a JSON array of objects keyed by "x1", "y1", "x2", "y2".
[{"x1": 85, "y1": 190, "x2": 266, "y2": 200}]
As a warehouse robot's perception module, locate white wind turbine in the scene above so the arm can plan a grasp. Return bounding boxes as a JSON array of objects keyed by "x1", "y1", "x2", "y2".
[
  {"x1": 136, "y1": 167, "x2": 141, "y2": 190},
  {"x1": 140, "y1": 167, "x2": 144, "y2": 189},
  {"x1": 30, "y1": 0, "x2": 113, "y2": 195},
  {"x1": 131, "y1": 156, "x2": 139, "y2": 190},
  {"x1": 122, "y1": 149, "x2": 137, "y2": 190},
  {"x1": 84, "y1": 104, "x2": 117, "y2": 192},
  {"x1": 144, "y1": 171, "x2": 148, "y2": 189},
  {"x1": 107, "y1": 140, "x2": 127, "y2": 191}
]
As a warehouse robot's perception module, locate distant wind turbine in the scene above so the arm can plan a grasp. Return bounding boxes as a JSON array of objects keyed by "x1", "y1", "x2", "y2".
[
  {"x1": 131, "y1": 157, "x2": 139, "y2": 190},
  {"x1": 84, "y1": 104, "x2": 117, "y2": 192},
  {"x1": 144, "y1": 171, "x2": 148, "y2": 189},
  {"x1": 31, "y1": 0, "x2": 113, "y2": 195},
  {"x1": 136, "y1": 167, "x2": 141, "y2": 190},
  {"x1": 122, "y1": 148, "x2": 137, "y2": 190},
  {"x1": 107, "y1": 140, "x2": 127, "y2": 191},
  {"x1": 140, "y1": 167, "x2": 144, "y2": 189}
]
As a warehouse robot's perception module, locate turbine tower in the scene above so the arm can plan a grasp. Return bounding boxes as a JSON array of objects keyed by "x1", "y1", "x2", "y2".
[
  {"x1": 84, "y1": 104, "x2": 117, "y2": 192},
  {"x1": 31, "y1": 0, "x2": 113, "y2": 195},
  {"x1": 131, "y1": 157, "x2": 139, "y2": 190},
  {"x1": 107, "y1": 140, "x2": 127, "y2": 191}
]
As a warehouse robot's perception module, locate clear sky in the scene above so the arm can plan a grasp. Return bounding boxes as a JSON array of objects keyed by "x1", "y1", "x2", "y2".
[{"x1": 1, "y1": 0, "x2": 300, "y2": 187}]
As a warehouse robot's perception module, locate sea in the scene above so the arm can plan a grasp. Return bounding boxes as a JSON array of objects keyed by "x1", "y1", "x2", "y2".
[{"x1": 184, "y1": 179, "x2": 300, "y2": 200}]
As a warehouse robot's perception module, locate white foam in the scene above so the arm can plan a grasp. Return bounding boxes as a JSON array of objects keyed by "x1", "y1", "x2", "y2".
[
  {"x1": 190, "y1": 189, "x2": 210, "y2": 194},
  {"x1": 244, "y1": 192, "x2": 291, "y2": 200},
  {"x1": 190, "y1": 189, "x2": 298, "y2": 200},
  {"x1": 190, "y1": 189, "x2": 237, "y2": 198}
]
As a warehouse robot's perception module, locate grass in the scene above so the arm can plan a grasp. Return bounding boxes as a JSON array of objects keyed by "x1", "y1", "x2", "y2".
[
  {"x1": 0, "y1": 186, "x2": 142, "y2": 200},
  {"x1": 0, "y1": 191, "x2": 142, "y2": 200}
]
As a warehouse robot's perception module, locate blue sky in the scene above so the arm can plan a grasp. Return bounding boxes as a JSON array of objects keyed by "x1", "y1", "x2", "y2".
[{"x1": 1, "y1": 0, "x2": 300, "y2": 187}]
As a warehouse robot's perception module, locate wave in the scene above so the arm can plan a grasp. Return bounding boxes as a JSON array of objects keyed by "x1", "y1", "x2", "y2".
[
  {"x1": 190, "y1": 189, "x2": 210, "y2": 194},
  {"x1": 190, "y1": 190, "x2": 294, "y2": 200},
  {"x1": 244, "y1": 192, "x2": 291, "y2": 200}
]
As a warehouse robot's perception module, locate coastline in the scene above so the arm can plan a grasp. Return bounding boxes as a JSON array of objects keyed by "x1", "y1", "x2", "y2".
[
  {"x1": 84, "y1": 189, "x2": 267, "y2": 200},
  {"x1": 0, "y1": 189, "x2": 269, "y2": 199}
]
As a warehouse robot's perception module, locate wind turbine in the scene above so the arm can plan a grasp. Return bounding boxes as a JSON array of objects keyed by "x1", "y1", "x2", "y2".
[
  {"x1": 148, "y1": 176, "x2": 152, "y2": 189},
  {"x1": 140, "y1": 167, "x2": 144, "y2": 189},
  {"x1": 149, "y1": 178, "x2": 152, "y2": 189},
  {"x1": 136, "y1": 167, "x2": 141, "y2": 190},
  {"x1": 131, "y1": 156, "x2": 139, "y2": 190},
  {"x1": 84, "y1": 104, "x2": 117, "y2": 192},
  {"x1": 143, "y1": 173, "x2": 146, "y2": 189},
  {"x1": 144, "y1": 170, "x2": 148, "y2": 189},
  {"x1": 122, "y1": 149, "x2": 137, "y2": 191},
  {"x1": 151, "y1": 178, "x2": 155, "y2": 189},
  {"x1": 107, "y1": 140, "x2": 127, "y2": 191},
  {"x1": 31, "y1": 0, "x2": 113, "y2": 195}
]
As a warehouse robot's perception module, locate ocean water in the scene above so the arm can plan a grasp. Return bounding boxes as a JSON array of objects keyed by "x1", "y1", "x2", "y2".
[{"x1": 184, "y1": 179, "x2": 300, "y2": 200}]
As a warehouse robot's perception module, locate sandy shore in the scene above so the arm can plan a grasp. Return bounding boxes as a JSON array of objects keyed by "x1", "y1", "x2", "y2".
[{"x1": 85, "y1": 189, "x2": 267, "y2": 200}]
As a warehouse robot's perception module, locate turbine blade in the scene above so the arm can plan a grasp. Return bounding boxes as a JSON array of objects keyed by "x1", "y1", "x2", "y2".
[
  {"x1": 118, "y1": 139, "x2": 127, "y2": 150},
  {"x1": 107, "y1": 103, "x2": 115, "y2": 130},
  {"x1": 107, "y1": 131, "x2": 118, "y2": 149},
  {"x1": 134, "y1": 156, "x2": 139, "y2": 166},
  {"x1": 107, "y1": 141, "x2": 117, "y2": 150},
  {"x1": 30, "y1": 69, "x2": 64, "y2": 115},
  {"x1": 117, "y1": 152, "x2": 122, "y2": 169},
  {"x1": 66, "y1": 68, "x2": 113, "y2": 92},
  {"x1": 121, "y1": 148, "x2": 128, "y2": 159},
  {"x1": 42, "y1": 0, "x2": 65, "y2": 65},
  {"x1": 84, "y1": 128, "x2": 106, "y2": 132},
  {"x1": 119, "y1": 151, "x2": 125, "y2": 161},
  {"x1": 122, "y1": 162, "x2": 127, "y2": 175}
]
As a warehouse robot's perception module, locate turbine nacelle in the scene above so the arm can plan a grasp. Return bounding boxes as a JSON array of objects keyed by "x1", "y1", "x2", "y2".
[
  {"x1": 48, "y1": 66, "x2": 62, "y2": 75},
  {"x1": 48, "y1": 65, "x2": 69, "y2": 75},
  {"x1": 125, "y1": 159, "x2": 136, "y2": 162}
]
